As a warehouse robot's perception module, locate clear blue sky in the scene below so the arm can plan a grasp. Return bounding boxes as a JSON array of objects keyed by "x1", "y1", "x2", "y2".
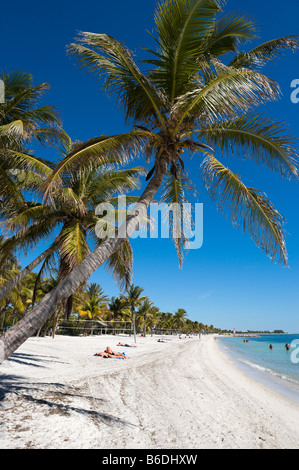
[{"x1": 2, "y1": 0, "x2": 299, "y2": 332}]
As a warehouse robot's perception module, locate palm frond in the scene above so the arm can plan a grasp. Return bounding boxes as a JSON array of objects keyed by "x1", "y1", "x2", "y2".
[
  {"x1": 0, "y1": 148, "x2": 53, "y2": 177},
  {"x1": 30, "y1": 127, "x2": 70, "y2": 149},
  {"x1": 230, "y1": 35, "x2": 299, "y2": 68},
  {"x1": 85, "y1": 166, "x2": 146, "y2": 205},
  {"x1": 0, "y1": 120, "x2": 24, "y2": 139},
  {"x1": 150, "y1": 0, "x2": 223, "y2": 101},
  {"x1": 0, "y1": 164, "x2": 26, "y2": 206},
  {"x1": 160, "y1": 169, "x2": 197, "y2": 267},
  {"x1": 172, "y1": 63, "x2": 280, "y2": 129},
  {"x1": 58, "y1": 221, "x2": 90, "y2": 277},
  {"x1": 202, "y1": 12, "x2": 257, "y2": 56},
  {"x1": 104, "y1": 239, "x2": 133, "y2": 291},
  {"x1": 1, "y1": 81, "x2": 51, "y2": 119},
  {"x1": 42, "y1": 130, "x2": 152, "y2": 199},
  {"x1": 68, "y1": 32, "x2": 168, "y2": 126},
  {"x1": 197, "y1": 114, "x2": 299, "y2": 179}
]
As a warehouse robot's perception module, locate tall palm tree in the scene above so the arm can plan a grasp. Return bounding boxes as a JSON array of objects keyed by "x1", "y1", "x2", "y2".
[
  {"x1": 159, "y1": 311, "x2": 175, "y2": 334},
  {"x1": 79, "y1": 283, "x2": 109, "y2": 334},
  {"x1": 0, "y1": 71, "x2": 65, "y2": 207},
  {"x1": 138, "y1": 300, "x2": 160, "y2": 338},
  {"x1": 81, "y1": 282, "x2": 109, "y2": 317},
  {"x1": 121, "y1": 284, "x2": 147, "y2": 342},
  {"x1": 137, "y1": 298, "x2": 153, "y2": 337},
  {"x1": 109, "y1": 296, "x2": 126, "y2": 319},
  {"x1": 0, "y1": 70, "x2": 66, "y2": 300},
  {"x1": 174, "y1": 308, "x2": 188, "y2": 334},
  {"x1": 148, "y1": 305, "x2": 161, "y2": 337},
  {"x1": 0, "y1": 139, "x2": 145, "y2": 303},
  {"x1": 2, "y1": 0, "x2": 299, "y2": 361},
  {"x1": 108, "y1": 296, "x2": 131, "y2": 332}
]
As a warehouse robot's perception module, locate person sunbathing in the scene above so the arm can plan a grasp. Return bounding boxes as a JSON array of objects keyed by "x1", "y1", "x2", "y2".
[
  {"x1": 95, "y1": 350, "x2": 128, "y2": 359},
  {"x1": 104, "y1": 346, "x2": 128, "y2": 358},
  {"x1": 117, "y1": 342, "x2": 137, "y2": 347},
  {"x1": 95, "y1": 352, "x2": 109, "y2": 358}
]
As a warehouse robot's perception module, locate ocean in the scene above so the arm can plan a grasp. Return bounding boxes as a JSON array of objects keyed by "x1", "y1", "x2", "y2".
[{"x1": 217, "y1": 334, "x2": 299, "y2": 404}]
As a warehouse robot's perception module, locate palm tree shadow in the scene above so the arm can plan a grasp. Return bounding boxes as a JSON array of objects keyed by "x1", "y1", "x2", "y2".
[
  {"x1": 5, "y1": 352, "x2": 68, "y2": 367},
  {"x1": 0, "y1": 374, "x2": 137, "y2": 428}
]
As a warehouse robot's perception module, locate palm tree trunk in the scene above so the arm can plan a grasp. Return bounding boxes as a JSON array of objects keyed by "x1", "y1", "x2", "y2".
[
  {"x1": 63, "y1": 295, "x2": 73, "y2": 322},
  {"x1": 52, "y1": 307, "x2": 60, "y2": 339},
  {"x1": 0, "y1": 154, "x2": 169, "y2": 362},
  {"x1": 0, "y1": 244, "x2": 56, "y2": 302},
  {"x1": 132, "y1": 311, "x2": 136, "y2": 344}
]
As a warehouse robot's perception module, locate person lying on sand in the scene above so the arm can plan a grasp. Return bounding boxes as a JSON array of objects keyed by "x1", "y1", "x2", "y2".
[
  {"x1": 95, "y1": 351, "x2": 128, "y2": 359},
  {"x1": 104, "y1": 346, "x2": 129, "y2": 358},
  {"x1": 95, "y1": 352, "x2": 110, "y2": 358},
  {"x1": 117, "y1": 342, "x2": 137, "y2": 347},
  {"x1": 157, "y1": 339, "x2": 166, "y2": 343}
]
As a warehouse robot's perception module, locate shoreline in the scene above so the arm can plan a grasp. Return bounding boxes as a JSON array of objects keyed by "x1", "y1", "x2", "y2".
[
  {"x1": 0, "y1": 334, "x2": 299, "y2": 449},
  {"x1": 217, "y1": 336, "x2": 299, "y2": 406}
]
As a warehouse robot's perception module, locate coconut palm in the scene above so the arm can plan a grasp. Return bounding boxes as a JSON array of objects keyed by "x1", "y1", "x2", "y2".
[
  {"x1": 79, "y1": 283, "x2": 108, "y2": 321},
  {"x1": 159, "y1": 311, "x2": 175, "y2": 334},
  {"x1": 121, "y1": 284, "x2": 147, "y2": 342},
  {"x1": 109, "y1": 296, "x2": 127, "y2": 319},
  {"x1": 138, "y1": 300, "x2": 161, "y2": 337},
  {"x1": 148, "y1": 305, "x2": 161, "y2": 337},
  {"x1": 0, "y1": 139, "x2": 145, "y2": 304},
  {"x1": 0, "y1": 71, "x2": 64, "y2": 146},
  {"x1": 137, "y1": 298, "x2": 153, "y2": 337},
  {"x1": 108, "y1": 296, "x2": 131, "y2": 332},
  {"x1": 2, "y1": 0, "x2": 299, "y2": 361},
  {"x1": 0, "y1": 71, "x2": 66, "y2": 207},
  {"x1": 0, "y1": 70, "x2": 66, "y2": 301},
  {"x1": 173, "y1": 308, "x2": 188, "y2": 334}
]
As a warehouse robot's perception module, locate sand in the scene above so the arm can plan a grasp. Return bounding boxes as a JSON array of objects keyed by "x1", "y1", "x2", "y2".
[{"x1": 0, "y1": 333, "x2": 298, "y2": 449}]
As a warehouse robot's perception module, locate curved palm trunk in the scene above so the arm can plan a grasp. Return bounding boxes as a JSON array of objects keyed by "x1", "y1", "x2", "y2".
[
  {"x1": 0, "y1": 244, "x2": 56, "y2": 302},
  {"x1": 0, "y1": 154, "x2": 169, "y2": 362}
]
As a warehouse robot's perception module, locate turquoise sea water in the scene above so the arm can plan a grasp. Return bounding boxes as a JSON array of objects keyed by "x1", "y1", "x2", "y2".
[{"x1": 217, "y1": 334, "x2": 299, "y2": 404}]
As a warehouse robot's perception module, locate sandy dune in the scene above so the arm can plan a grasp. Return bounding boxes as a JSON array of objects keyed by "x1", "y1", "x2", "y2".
[{"x1": 0, "y1": 334, "x2": 298, "y2": 449}]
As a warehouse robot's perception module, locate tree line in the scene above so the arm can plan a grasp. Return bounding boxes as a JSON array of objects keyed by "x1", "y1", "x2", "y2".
[{"x1": 0, "y1": 252, "x2": 218, "y2": 338}]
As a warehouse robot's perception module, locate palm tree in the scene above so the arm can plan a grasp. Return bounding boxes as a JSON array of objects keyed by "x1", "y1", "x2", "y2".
[
  {"x1": 108, "y1": 296, "x2": 130, "y2": 333},
  {"x1": 2, "y1": 0, "x2": 299, "y2": 361},
  {"x1": 0, "y1": 71, "x2": 65, "y2": 210},
  {"x1": 38, "y1": 269, "x2": 61, "y2": 337},
  {"x1": 137, "y1": 298, "x2": 153, "y2": 337},
  {"x1": 109, "y1": 296, "x2": 126, "y2": 319},
  {"x1": 159, "y1": 311, "x2": 175, "y2": 334},
  {"x1": 0, "y1": 138, "x2": 145, "y2": 304},
  {"x1": 174, "y1": 308, "x2": 188, "y2": 334},
  {"x1": 121, "y1": 284, "x2": 147, "y2": 342},
  {"x1": 0, "y1": 70, "x2": 66, "y2": 301},
  {"x1": 148, "y1": 305, "x2": 161, "y2": 337},
  {"x1": 79, "y1": 283, "x2": 109, "y2": 334}
]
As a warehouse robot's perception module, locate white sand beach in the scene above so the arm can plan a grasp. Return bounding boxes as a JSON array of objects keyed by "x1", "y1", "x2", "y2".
[{"x1": 0, "y1": 334, "x2": 298, "y2": 449}]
